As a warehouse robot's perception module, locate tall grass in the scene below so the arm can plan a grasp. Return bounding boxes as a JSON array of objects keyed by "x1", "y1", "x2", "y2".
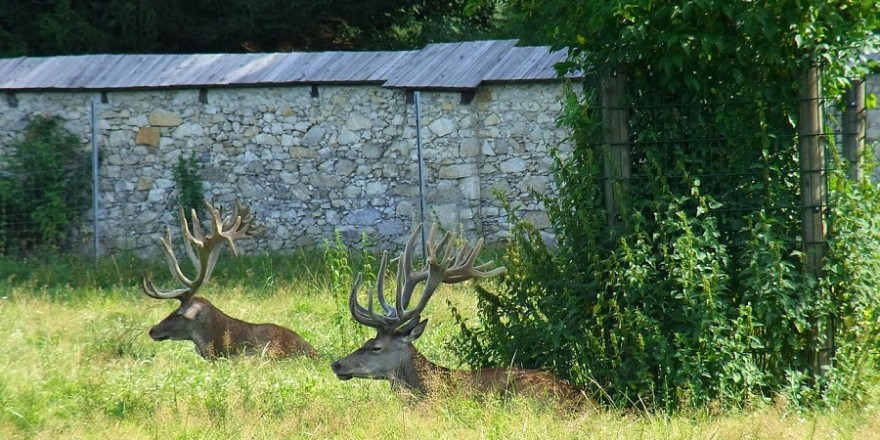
[{"x1": 1, "y1": 253, "x2": 879, "y2": 439}]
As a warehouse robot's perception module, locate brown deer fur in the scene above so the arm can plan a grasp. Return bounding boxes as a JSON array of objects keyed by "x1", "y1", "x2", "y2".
[
  {"x1": 150, "y1": 297, "x2": 318, "y2": 360},
  {"x1": 332, "y1": 319, "x2": 589, "y2": 407}
]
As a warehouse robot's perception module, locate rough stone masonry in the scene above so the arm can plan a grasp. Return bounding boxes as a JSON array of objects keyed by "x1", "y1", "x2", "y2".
[
  {"x1": 2, "y1": 73, "x2": 879, "y2": 258},
  {"x1": 0, "y1": 82, "x2": 574, "y2": 257}
]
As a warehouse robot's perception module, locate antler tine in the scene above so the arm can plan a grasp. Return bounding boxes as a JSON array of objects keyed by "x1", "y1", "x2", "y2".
[
  {"x1": 142, "y1": 200, "x2": 255, "y2": 303},
  {"x1": 396, "y1": 224, "x2": 453, "y2": 323},
  {"x1": 347, "y1": 223, "x2": 504, "y2": 334},
  {"x1": 348, "y1": 251, "x2": 399, "y2": 332},
  {"x1": 180, "y1": 206, "x2": 202, "y2": 269},
  {"x1": 443, "y1": 237, "x2": 506, "y2": 283},
  {"x1": 221, "y1": 199, "x2": 252, "y2": 230},
  {"x1": 348, "y1": 273, "x2": 376, "y2": 328},
  {"x1": 396, "y1": 223, "x2": 423, "y2": 310},
  {"x1": 142, "y1": 227, "x2": 198, "y2": 301},
  {"x1": 207, "y1": 199, "x2": 253, "y2": 257},
  {"x1": 374, "y1": 250, "x2": 397, "y2": 317}
]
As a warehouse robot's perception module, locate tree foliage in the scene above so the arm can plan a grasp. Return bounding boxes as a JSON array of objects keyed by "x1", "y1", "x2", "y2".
[
  {"x1": 456, "y1": 0, "x2": 880, "y2": 409},
  {"x1": 0, "y1": 0, "x2": 504, "y2": 55}
]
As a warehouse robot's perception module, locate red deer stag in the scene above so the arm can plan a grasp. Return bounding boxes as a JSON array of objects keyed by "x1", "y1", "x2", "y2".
[
  {"x1": 331, "y1": 224, "x2": 585, "y2": 404},
  {"x1": 143, "y1": 200, "x2": 318, "y2": 360}
]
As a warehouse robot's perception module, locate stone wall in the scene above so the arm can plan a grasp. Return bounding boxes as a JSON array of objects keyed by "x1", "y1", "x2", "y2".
[
  {"x1": 3, "y1": 74, "x2": 879, "y2": 258},
  {"x1": 0, "y1": 82, "x2": 573, "y2": 257}
]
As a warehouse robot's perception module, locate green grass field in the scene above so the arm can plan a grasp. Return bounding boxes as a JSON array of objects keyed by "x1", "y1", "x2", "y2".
[{"x1": 1, "y1": 253, "x2": 880, "y2": 439}]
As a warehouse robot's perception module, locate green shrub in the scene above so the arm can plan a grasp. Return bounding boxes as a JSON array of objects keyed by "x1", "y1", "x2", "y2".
[
  {"x1": 453, "y1": 0, "x2": 880, "y2": 411},
  {"x1": 0, "y1": 116, "x2": 91, "y2": 255},
  {"x1": 171, "y1": 151, "x2": 205, "y2": 223}
]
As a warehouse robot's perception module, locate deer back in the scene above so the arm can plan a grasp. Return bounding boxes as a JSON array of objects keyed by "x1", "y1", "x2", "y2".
[
  {"x1": 463, "y1": 368, "x2": 582, "y2": 400},
  {"x1": 150, "y1": 296, "x2": 318, "y2": 359}
]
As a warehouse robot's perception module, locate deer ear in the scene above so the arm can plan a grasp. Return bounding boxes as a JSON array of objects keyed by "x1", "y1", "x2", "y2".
[
  {"x1": 183, "y1": 302, "x2": 204, "y2": 320},
  {"x1": 402, "y1": 319, "x2": 428, "y2": 343}
]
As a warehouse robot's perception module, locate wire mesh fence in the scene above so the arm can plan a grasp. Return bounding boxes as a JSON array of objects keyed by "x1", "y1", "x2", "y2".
[
  {"x1": 0, "y1": 113, "x2": 97, "y2": 257},
  {"x1": 602, "y1": 94, "x2": 839, "y2": 227}
]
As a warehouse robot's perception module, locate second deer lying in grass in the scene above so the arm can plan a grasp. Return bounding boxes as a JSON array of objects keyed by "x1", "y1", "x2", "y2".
[
  {"x1": 143, "y1": 201, "x2": 318, "y2": 360},
  {"x1": 331, "y1": 224, "x2": 587, "y2": 405}
]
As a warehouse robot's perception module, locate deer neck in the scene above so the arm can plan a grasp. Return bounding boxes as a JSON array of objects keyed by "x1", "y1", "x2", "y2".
[
  {"x1": 191, "y1": 300, "x2": 242, "y2": 358},
  {"x1": 391, "y1": 345, "x2": 450, "y2": 395}
]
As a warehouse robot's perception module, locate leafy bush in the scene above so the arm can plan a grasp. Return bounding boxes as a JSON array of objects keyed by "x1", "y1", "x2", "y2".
[
  {"x1": 171, "y1": 151, "x2": 205, "y2": 223},
  {"x1": 458, "y1": 117, "x2": 880, "y2": 411},
  {"x1": 818, "y1": 154, "x2": 880, "y2": 406},
  {"x1": 454, "y1": 0, "x2": 880, "y2": 410},
  {"x1": 0, "y1": 116, "x2": 91, "y2": 255}
]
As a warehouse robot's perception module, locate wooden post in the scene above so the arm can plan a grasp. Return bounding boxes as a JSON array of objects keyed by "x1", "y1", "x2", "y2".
[
  {"x1": 842, "y1": 78, "x2": 866, "y2": 180},
  {"x1": 798, "y1": 66, "x2": 830, "y2": 375},
  {"x1": 601, "y1": 71, "x2": 631, "y2": 226}
]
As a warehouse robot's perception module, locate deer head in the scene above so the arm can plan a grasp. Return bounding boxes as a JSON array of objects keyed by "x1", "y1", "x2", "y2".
[
  {"x1": 143, "y1": 200, "x2": 254, "y2": 344},
  {"x1": 331, "y1": 224, "x2": 505, "y2": 392}
]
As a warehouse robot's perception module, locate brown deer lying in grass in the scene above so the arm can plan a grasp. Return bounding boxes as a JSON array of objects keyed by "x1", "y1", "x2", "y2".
[
  {"x1": 331, "y1": 224, "x2": 588, "y2": 406},
  {"x1": 143, "y1": 201, "x2": 318, "y2": 360}
]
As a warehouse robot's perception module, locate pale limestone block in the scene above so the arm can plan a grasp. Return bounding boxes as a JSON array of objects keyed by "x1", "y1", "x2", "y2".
[
  {"x1": 428, "y1": 118, "x2": 455, "y2": 137},
  {"x1": 148, "y1": 109, "x2": 182, "y2": 126},
  {"x1": 439, "y1": 163, "x2": 478, "y2": 179},
  {"x1": 136, "y1": 127, "x2": 160, "y2": 146}
]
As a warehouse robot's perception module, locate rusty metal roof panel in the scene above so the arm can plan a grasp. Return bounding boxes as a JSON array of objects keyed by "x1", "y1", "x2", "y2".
[{"x1": 0, "y1": 40, "x2": 577, "y2": 91}]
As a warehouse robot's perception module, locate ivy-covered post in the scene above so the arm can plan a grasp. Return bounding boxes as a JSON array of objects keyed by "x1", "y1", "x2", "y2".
[
  {"x1": 842, "y1": 77, "x2": 866, "y2": 181},
  {"x1": 798, "y1": 65, "x2": 830, "y2": 375},
  {"x1": 600, "y1": 70, "x2": 630, "y2": 227}
]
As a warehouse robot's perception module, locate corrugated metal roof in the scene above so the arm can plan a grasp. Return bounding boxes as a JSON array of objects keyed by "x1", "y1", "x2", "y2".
[{"x1": 0, "y1": 40, "x2": 580, "y2": 91}]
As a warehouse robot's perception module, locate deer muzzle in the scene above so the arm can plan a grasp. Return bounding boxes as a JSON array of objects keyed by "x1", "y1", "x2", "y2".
[
  {"x1": 330, "y1": 360, "x2": 354, "y2": 380},
  {"x1": 148, "y1": 325, "x2": 170, "y2": 341}
]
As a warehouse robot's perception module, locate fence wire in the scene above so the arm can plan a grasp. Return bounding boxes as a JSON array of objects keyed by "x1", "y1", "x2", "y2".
[{"x1": 601, "y1": 96, "x2": 837, "y2": 220}]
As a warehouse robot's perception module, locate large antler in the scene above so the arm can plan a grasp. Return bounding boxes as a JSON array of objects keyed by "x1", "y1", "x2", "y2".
[
  {"x1": 142, "y1": 200, "x2": 254, "y2": 303},
  {"x1": 348, "y1": 224, "x2": 505, "y2": 333}
]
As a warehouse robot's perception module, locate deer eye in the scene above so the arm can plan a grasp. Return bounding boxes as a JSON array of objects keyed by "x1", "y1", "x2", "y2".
[{"x1": 371, "y1": 345, "x2": 382, "y2": 352}]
